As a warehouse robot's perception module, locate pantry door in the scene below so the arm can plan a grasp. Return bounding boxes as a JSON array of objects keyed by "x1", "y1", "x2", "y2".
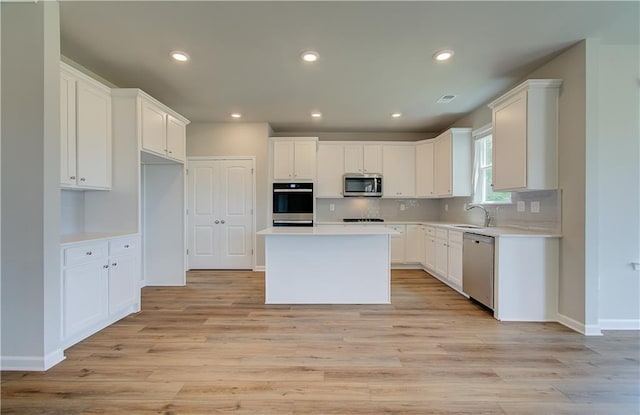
[{"x1": 187, "y1": 158, "x2": 254, "y2": 269}]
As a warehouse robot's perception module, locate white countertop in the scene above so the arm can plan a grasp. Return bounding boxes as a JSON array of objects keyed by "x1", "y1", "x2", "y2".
[
  {"x1": 258, "y1": 225, "x2": 399, "y2": 236},
  {"x1": 315, "y1": 221, "x2": 561, "y2": 238},
  {"x1": 61, "y1": 232, "x2": 139, "y2": 246}
]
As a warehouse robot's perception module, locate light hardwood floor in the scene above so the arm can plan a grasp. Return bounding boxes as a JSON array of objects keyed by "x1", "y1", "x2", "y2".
[{"x1": 2, "y1": 270, "x2": 639, "y2": 414}]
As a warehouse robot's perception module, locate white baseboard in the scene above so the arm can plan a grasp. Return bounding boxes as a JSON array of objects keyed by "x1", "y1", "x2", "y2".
[
  {"x1": 253, "y1": 265, "x2": 265, "y2": 272},
  {"x1": 557, "y1": 313, "x2": 602, "y2": 336},
  {"x1": 599, "y1": 319, "x2": 640, "y2": 330},
  {"x1": 1, "y1": 349, "x2": 65, "y2": 371}
]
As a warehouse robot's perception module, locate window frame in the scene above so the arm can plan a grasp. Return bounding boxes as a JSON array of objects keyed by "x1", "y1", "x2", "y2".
[{"x1": 472, "y1": 124, "x2": 511, "y2": 205}]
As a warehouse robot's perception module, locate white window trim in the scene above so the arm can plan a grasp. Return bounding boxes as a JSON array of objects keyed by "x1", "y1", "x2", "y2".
[{"x1": 472, "y1": 124, "x2": 512, "y2": 205}]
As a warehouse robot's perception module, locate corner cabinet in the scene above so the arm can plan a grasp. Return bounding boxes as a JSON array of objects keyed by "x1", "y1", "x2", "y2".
[
  {"x1": 415, "y1": 141, "x2": 435, "y2": 197},
  {"x1": 488, "y1": 79, "x2": 562, "y2": 191},
  {"x1": 271, "y1": 137, "x2": 318, "y2": 181},
  {"x1": 60, "y1": 62, "x2": 112, "y2": 190},
  {"x1": 433, "y1": 128, "x2": 472, "y2": 197},
  {"x1": 140, "y1": 94, "x2": 188, "y2": 163}
]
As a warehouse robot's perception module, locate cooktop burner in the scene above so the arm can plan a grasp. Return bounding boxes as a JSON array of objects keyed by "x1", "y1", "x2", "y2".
[{"x1": 343, "y1": 218, "x2": 384, "y2": 222}]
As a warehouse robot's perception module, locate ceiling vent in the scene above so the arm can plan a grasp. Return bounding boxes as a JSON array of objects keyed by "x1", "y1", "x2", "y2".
[{"x1": 437, "y1": 95, "x2": 456, "y2": 103}]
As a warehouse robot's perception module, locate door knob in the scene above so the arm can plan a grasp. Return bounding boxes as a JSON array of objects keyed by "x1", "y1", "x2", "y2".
[
  {"x1": 220, "y1": 220, "x2": 225, "y2": 224},
  {"x1": 214, "y1": 220, "x2": 220, "y2": 224}
]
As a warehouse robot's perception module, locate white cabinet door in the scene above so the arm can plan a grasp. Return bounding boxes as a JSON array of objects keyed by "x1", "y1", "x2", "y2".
[
  {"x1": 60, "y1": 70, "x2": 77, "y2": 186},
  {"x1": 447, "y1": 231, "x2": 463, "y2": 286},
  {"x1": 344, "y1": 145, "x2": 364, "y2": 174},
  {"x1": 188, "y1": 159, "x2": 254, "y2": 269},
  {"x1": 434, "y1": 236, "x2": 448, "y2": 277},
  {"x1": 383, "y1": 145, "x2": 416, "y2": 197},
  {"x1": 362, "y1": 145, "x2": 383, "y2": 174},
  {"x1": 166, "y1": 114, "x2": 186, "y2": 162},
  {"x1": 76, "y1": 80, "x2": 112, "y2": 189},
  {"x1": 492, "y1": 91, "x2": 528, "y2": 190},
  {"x1": 273, "y1": 141, "x2": 294, "y2": 180},
  {"x1": 424, "y1": 230, "x2": 436, "y2": 270},
  {"x1": 388, "y1": 225, "x2": 406, "y2": 264},
  {"x1": 434, "y1": 134, "x2": 452, "y2": 196},
  {"x1": 293, "y1": 141, "x2": 317, "y2": 180},
  {"x1": 317, "y1": 143, "x2": 345, "y2": 197},
  {"x1": 63, "y1": 260, "x2": 109, "y2": 339},
  {"x1": 406, "y1": 225, "x2": 425, "y2": 264},
  {"x1": 141, "y1": 99, "x2": 167, "y2": 156},
  {"x1": 107, "y1": 253, "x2": 138, "y2": 315},
  {"x1": 415, "y1": 141, "x2": 435, "y2": 197}
]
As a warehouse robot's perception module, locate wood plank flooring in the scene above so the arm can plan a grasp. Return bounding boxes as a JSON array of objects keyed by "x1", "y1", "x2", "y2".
[{"x1": 2, "y1": 270, "x2": 639, "y2": 414}]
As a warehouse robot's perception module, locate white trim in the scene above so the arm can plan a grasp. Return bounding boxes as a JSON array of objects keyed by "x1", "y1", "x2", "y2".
[
  {"x1": 253, "y1": 265, "x2": 265, "y2": 272},
  {"x1": 557, "y1": 313, "x2": 603, "y2": 336},
  {"x1": 186, "y1": 156, "x2": 257, "y2": 271},
  {"x1": 472, "y1": 123, "x2": 492, "y2": 139},
  {"x1": 599, "y1": 319, "x2": 640, "y2": 331},
  {"x1": 1, "y1": 349, "x2": 65, "y2": 371}
]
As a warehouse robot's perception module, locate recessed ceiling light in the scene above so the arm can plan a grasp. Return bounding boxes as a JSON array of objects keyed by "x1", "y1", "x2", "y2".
[
  {"x1": 230, "y1": 112, "x2": 242, "y2": 119},
  {"x1": 311, "y1": 111, "x2": 322, "y2": 118},
  {"x1": 391, "y1": 112, "x2": 402, "y2": 118},
  {"x1": 433, "y1": 49, "x2": 454, "y2": 61},
  {"x1": 170, "y1": 51, "x2": 190, "y2": 62},
  {"x1": 301, "y1": 51, "x2": 319, "y2": 63}
]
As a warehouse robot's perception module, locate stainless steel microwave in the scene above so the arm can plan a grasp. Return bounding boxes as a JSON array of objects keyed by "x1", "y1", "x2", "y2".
[{"x1": 343, "y1": 174, "x2": 382, "y2": 197}]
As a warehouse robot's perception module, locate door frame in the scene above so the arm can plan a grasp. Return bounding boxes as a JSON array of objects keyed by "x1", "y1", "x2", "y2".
[{"x1": 186, "y1": 156, "x2": 257, "y2": 270}]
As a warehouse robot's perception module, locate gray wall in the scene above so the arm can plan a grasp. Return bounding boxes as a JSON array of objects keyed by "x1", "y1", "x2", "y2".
[
  {"x1": 187, "y1": 122, "x2": 270, "y2": 267},
  {"x1": 595, "y1": 44, "x2": 640, "y2": 324},
  {"x1": 1, "y1": 2, "x2": 62, "y2": 367}
]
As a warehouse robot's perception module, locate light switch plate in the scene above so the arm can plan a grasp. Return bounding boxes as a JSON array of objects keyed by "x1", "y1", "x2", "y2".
[
  {"x1": 517, "y1": 201, "x2": 525, "y2": 212},
  {"x1": 531, "y1": 201, "x2": 540, "y2": 213},
  {"x1": 400, "y1": 204, "x2": 406, "y2": 211},
  {"x1": 329, "y1": 203, "x2": 335, "y2": 212}
]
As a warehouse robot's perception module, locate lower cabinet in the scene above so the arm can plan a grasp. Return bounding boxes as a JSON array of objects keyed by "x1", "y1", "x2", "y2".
[
  {"x1": 446, "y1": 231, "x2": 463, "y2": 287},
  {"x1": 406, "y1": 225, "x2": 425, "y2": 264},
  {"x1": 387, "y1": 224, "x2": 406, "y2": 264},
  {"x1": 61, "y1": 235, "x2": 140, "y2": 348},
  {"x1": 424, "y1": 227, "x2": 436, "y2": 269}
]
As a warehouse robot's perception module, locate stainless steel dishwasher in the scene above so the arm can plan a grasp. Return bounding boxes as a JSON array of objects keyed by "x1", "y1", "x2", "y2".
[{"x1": 462, "y1": 233, "x2": 495, "y2": 310}]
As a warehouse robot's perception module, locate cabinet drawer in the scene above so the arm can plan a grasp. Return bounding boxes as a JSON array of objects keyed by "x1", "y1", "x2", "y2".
[
  {"x1": 109, "y1": 237, "x2": 138, "y2": 256},
  {"x1": 435, "y1": 228, "x2": 448, "y2": 240},
  {"x1": 448, "y1": 230, "x2": 463, "y2": 245},
  {"x1": 425, "y1": 226, "x2": 435, "y2": 236},
  {"x1": 64, "y1": 242, "x2": 108, "y2": 266}
]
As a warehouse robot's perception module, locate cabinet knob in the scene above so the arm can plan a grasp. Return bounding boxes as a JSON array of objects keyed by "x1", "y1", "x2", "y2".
[
  {"x1": 112, "y1": 262, "x2": 117, "y2": 267},
  {"x1": 214, "y1": 220, "x2": 220, "y2": 224},
  {"x1": 103, "y1": 264, "x2": 109, "y2": 269},
  {"x1": 80, "y1": 177, "x2": 86, "y2": 182},
  {"x1": 86, "y1": 251, "x2": 92, "y2": 256},
  {"x1": 220, "y1": 220, "x2": 225, "y2": 224},
  {"x1": 70, "y1": 176, "x2": 76, "y2": 180},
  {"x1": 168, "y1": 150, "x2": 173, "y2": 154},
  {"x1": 124, "y1": 244, "x2": 130, "y2": 248}
]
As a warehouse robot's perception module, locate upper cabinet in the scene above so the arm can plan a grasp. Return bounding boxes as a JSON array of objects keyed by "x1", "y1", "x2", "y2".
[
  {"x1": 489, "y1": 79, "x2": 562, "y2": 191},
  {"x1": 317, "y1": 143, "x2": 345, "y2": 197},
  {"x1": 140, "y1": 94, "x2": 188, "y2": 163},
  {"x1": 272, "y1": 138, "x2": 318, "y2": 181},
  {"x1": 415, "y1": 141, "x2": 435, "y2": 197},
  {"x1": 344, "y1": 144, "x2": 383, "y2": 174},
  {"x1": 60, "y1": 62, "x2": 112, "y2": 190},
  {"x1": 382, "y1": 144, "x2": 415, "y2": 197},
  {"x1": 433, "y1": 128, "x2": 472, "y2": 197}
]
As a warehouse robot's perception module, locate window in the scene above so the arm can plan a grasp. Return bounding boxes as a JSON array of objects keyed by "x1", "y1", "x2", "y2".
[{"x1": 473, "y1": 127, "x2": 511, "y2": 204}]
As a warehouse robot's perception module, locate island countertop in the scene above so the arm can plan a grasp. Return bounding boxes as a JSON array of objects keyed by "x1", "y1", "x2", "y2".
[{"x1": 258, "y1": 225, "x2": 399, "y2": 236}]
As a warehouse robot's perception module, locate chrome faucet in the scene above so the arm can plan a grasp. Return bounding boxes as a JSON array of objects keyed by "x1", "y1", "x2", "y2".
[{"x1": 465, "y1": 204, "x2": 492, "y2": 227}]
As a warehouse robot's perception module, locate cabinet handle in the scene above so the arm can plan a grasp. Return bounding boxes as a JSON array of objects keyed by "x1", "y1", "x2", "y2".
[
  {"x1": 86, "y1": 251, "x2": 92, "y2": 256},
  {"x1": 70, "y1": 176, "x2": 76, "y2": 180},
  {"x1": 124, "y1": 244, "x2": 130, "y2": 248},
  {"x1": 80, "y1": 177, "x2": 86, "y2": 182},
  {"x1": 112, "y1": 262, "x2": 117, "y2": 267},
  {"x1": 168, "y1": 150, "x2": 173, "y2": 154},
  {"x1": 220, "y1": 220, "x2": 225, "y2": 224},
  {"x1": 103, "y1": 264, "x2": 109, "y2": 269},
  {"x1": 214, "y1": 220, "x2": 220, "y2": 224}
]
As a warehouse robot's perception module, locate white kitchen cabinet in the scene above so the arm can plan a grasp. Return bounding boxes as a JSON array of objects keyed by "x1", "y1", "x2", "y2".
[
  {"x1": 317, "y1": 143, "x2": 345, "y2": 197},
  {"x1": 382, "y1": 145, "x2": 415, "y2": 197},
  {"x1": 489, "y1": 79, "x2": 562, "y2": 191},
  {"x1": 415, "y1": 141, "x2": 435, "y2": 198},
  {"x1": 60, "y1": 62, "x2": 112, "y2": 190},
  {"x1": 447, "y1": 231, "x2": 463, "y2": 287},
  {"x1": 434, "y1": 128, "x2": 472, "y2": 197},
  {"x1": 387, "y1": 224, "x2": 406, "y2": 264},
  {"x1": 406, "y1": 224, "x2": 425, "y2": 264},
  {"x1": 424, "y1": 227, "x2": 436, "y2": 269},
  {"x1": 344, "y1": 144, "x2": 383, "y2": 174},
  {"x1": 140, "y1": 95, "x2": 188, "y2": 163},
  {"x1": 434, "y1": 230, "x2": 448, "y2": 277},
  {"x1": 61, "y1": 235, "x2": 140, "y2": 349},
  {"x1": 272, "y1": 138, "x2": 318, "y2": 181}
]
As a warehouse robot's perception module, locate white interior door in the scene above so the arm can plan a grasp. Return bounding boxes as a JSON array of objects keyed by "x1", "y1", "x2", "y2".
[{"x1": 188, "y1": 159, "x2": 254, "y2": 269}]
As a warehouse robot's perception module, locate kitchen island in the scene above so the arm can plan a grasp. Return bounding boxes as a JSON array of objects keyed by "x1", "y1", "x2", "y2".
[{"x1": 257, "y1": 225, "x2": 398, "y2": 304}]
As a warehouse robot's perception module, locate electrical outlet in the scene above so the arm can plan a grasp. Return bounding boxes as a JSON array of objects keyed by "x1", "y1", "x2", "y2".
[
  {"x1": 329, "y1": 203, "x2": 335, "y2": 212},
  {"x1": 531, "y1": 201, "x2": 540, "y2": 213},
  {"x1": 400, "y1": 204, "x2": 406, "y2": 211},
  {"x1": 632, "y1": 262, "x2": 640, "y2": 271},
  {"x1": 445, "y1": 203, "x2": 449, "y2": 212},
  {"x1": 463, "y1": 203, "x2": 468, "y2": 210},
  {"x1": 517, "y1": 201, "x2": 525, "y2": 212}
]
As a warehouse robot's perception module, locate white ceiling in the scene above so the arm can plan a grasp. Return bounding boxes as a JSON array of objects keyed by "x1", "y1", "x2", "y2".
[{"x1": 59, "y1": 1, "x2": 639, "y2": 133}]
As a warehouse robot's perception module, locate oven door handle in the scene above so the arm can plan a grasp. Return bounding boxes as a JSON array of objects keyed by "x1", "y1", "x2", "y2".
[
  {"x1": 273, "y1": 189, "x2": 313, "y2": 193},
  {"x1": 273, "y1": 220, "x2": 314, "y2": 224}
]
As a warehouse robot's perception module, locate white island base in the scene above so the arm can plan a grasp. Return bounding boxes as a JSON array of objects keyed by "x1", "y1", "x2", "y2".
[{"x1": 258, "y1": 226, "x2": 397, "y2": 304}]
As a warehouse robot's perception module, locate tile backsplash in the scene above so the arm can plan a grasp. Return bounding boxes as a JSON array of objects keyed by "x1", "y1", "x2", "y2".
[{"x1": 316, "y1": 198, "x2": 440, "y2": 222}]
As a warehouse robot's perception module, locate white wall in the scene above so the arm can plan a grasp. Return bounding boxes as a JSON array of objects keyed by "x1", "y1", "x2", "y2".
[
  {"x1": 187, "y1": 123, "x2": 270, "y2": 267},
  {"x1": 596, "y1": 44, "x2": 640, "y2": 327},
  {"x1": 1, "y1": 2, "x2": 63, "y2": 369},
  {"x1": 275, "y1": 131, "x2": 436, "y2": 142}
]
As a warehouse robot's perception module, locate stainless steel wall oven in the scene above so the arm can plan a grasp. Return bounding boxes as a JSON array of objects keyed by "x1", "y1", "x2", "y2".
[{"x1": 272, "y1": 182, "x2": 314, "y2": 227}]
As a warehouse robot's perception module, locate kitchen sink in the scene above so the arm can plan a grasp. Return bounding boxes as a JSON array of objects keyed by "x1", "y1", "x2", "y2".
[{"x1": 452, "y1": 224, "x2": 484, "y2": 229}]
